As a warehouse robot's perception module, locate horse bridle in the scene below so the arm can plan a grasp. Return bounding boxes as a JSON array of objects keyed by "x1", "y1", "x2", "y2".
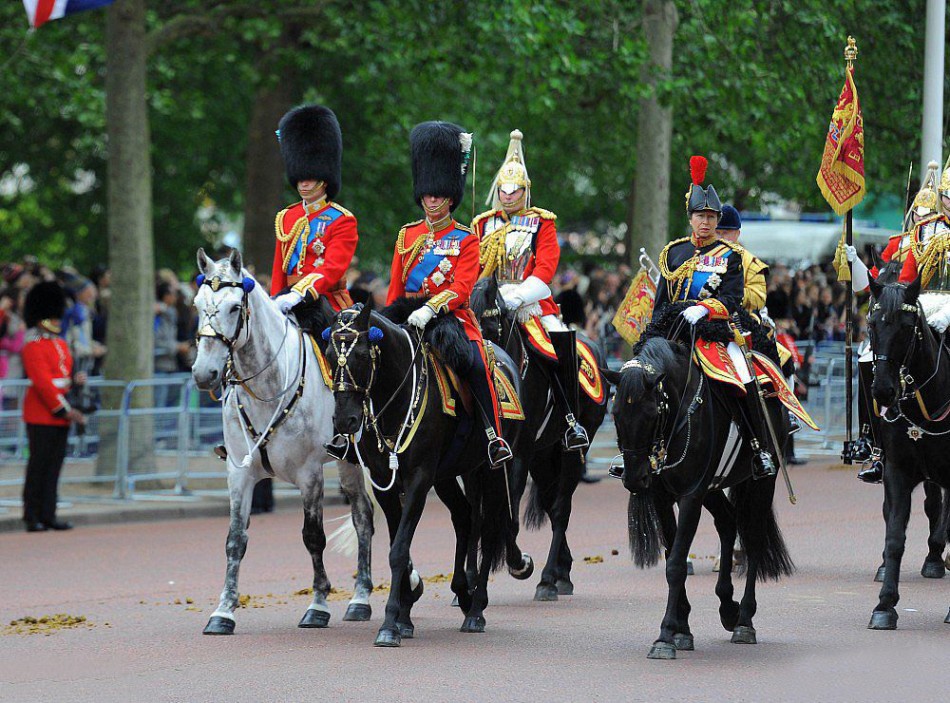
[
  {"x1": 613, "y1": 359, "x2": 673, "y2": 475},
  {"x1": 195, "y1": 275, "x2": 253, "y2": 349}
]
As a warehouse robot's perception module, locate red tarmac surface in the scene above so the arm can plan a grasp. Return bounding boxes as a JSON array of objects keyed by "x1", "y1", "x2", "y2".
[{"x1": 2, "y1": 458, "x2": 948, "y2": 702}]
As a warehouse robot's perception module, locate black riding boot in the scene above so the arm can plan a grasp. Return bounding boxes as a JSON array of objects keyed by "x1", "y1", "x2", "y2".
[
  {"x1": 548, "y1": 330, "x2": 590, "y2": 451},
  {"x1": 469, "y1": 341, "x2": 513, "y2": 469},
  {"x1": 738, "y1": 382, "x2": 777, "y2": 479},
  {"x1": 855, "y1": 358, "x2": 884, "y2": 484}
]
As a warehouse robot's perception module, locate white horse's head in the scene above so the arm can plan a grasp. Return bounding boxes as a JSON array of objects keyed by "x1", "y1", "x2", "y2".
[{"x1": 192, "y1": 248, "x2": 256, "y2": 391}]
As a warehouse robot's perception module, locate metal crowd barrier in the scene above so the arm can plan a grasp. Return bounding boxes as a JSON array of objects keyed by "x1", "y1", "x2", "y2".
[{"x1": 0, "y1": 374, "x2": 338, "y2": 505}]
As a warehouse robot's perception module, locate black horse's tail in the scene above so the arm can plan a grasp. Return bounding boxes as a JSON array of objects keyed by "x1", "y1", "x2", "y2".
[
  {"x1": 627, "y1": 488, "x2": 663, "y2": 568},
  {"x1": 731, "y1": 479, "x2": 795, "y2": 582},
  {"x1": 479, "y1": 465, "x2": 513, "y2": 573},
  {"x1": 524, "y1": 478, "x2": 550, "y2": 530}
]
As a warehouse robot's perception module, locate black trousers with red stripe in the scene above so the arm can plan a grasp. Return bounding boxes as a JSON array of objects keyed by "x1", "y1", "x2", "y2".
[{"x1": 22, "y1": 424, "x2": 69, "y2": 525}]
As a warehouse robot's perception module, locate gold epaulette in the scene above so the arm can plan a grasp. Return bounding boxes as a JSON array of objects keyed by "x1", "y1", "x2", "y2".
[
  {"x1": 470, "y1": 209, "x2": 496, "y2": 232},
  {"x1": 526, "y1": 206, "x2": 557, "y2": 220},
  {"x1": 657, "y1": 237, "x2": 691, "y2": 276},
  {"x1": 454, "y1": 222, "x2": 473, "y2": 234},
  {"x1": 395, "y1": 219, "x2": 424, "y2": 251},
  {"x1": 396, "y1": 220, "x2": 425, "y2": 283},
  {"x1": 328, "y1": 201, "x2": 354, "y2": 218},
  {"x1": 889, "y1": 231, "x2": 909, "y2": 241},
  {"x1": 274, "y1": 206, "x2": 307, "y2": 243}
]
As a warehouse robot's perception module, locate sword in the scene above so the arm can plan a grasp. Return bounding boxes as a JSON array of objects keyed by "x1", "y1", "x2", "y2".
[{"x1": 731, "y1": 318, "x2": 797, "y2": 505}]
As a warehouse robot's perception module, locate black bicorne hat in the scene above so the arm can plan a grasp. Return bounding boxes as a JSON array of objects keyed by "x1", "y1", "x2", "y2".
[
  {"x1": 410, "y1": 121, "x2": 473, "y2": 212},
  {"x1": 277, "y1": 105, "x2": 343, "y2": 199},
  {"x1": 23, "y1": 281, "x2": 67, "y2": 328},
  {"x1": 685, "y1": 155, "x2": 722, "y2": 216}
]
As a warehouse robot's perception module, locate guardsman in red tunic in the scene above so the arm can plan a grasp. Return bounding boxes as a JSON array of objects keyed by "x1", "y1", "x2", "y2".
[
  {"x1": 271, "y1": 105, "x2": 357, "y2": 320},
  {"x1": 387, "y1": 121, "x2": 512, "y2": 468},
  {"x1": 472, "y1": 129, "x2": 588, "y2": 450},
  {"x1": 21, "y1": 281, "x2": 86, "y2": 532}
]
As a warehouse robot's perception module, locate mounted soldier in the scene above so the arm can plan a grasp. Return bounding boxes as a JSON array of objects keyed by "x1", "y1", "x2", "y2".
[
  {"x1": 842, "y1": 161, "x2": 950, "y2": 482},
  {"x1": 386, "y1": 121, "x2": 512, "y2": 469},
  {"x1": 270, "y1": 104, "x2": 357, "y2": 331},
  {"x1": 652, "y1": 156, "x2": 780, "y2": 479},
  {"x1": 472, "y1": 129, "x2": 588, "y2": 451}
]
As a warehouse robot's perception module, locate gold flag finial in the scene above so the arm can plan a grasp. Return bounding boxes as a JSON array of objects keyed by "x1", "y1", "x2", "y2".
[{"x1": 844, "y1": 36, "x2": 858, "y2": 67}]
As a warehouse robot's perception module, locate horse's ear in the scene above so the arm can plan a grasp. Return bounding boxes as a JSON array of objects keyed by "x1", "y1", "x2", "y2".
[
  {"x1": 905, "y1": 274, "x2": 922, "y2": 303},
  {"x1": 228, "y1": 249, "x2": 243, "y2": 276},
  {"x1": 868, "y1": 274, "x2": 883, "y2": 300},
  {"x1": 197, "y1": 248, "x2": 213, "y2": 275},
  {"x1": 601, "y1": 368, "x2": 621, "y2": 388},
  {"x1": 355, "y1": 301, "x2": 372, "y2": 327},
  {"x1": 487, "y1": 275, "x2": 498, "y2": 298}
]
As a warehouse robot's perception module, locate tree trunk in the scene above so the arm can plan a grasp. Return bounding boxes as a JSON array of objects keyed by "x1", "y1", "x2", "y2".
[
  {"x1": 97, "y1": 0, "x2": 155, "y2": 481},
  {"x1": 241, "y1": 77, "x2": 296, "y2": 274},
  {"x1": 628, "y1": 0, "x2": 678, "y2": 266}
]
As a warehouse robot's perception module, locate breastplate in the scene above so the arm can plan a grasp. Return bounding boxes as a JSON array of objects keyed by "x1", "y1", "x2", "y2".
[{"x1": 486, "y1": 214, "x2": 539, "y2": 283}]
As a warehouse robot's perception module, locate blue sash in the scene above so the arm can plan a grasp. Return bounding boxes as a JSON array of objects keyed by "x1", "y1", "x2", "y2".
[
  {"x1": 681, "y1": 247, "x2": 733, "y2": 300},
  {"x1": 286, "y1": 206, "x2": 343, "y2": 273},
  {"x1": 405, "y1": 227, "x2": 470, "y2": 293}
]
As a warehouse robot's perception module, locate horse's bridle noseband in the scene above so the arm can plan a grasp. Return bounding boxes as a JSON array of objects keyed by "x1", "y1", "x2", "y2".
[{"x1": 195, "y1": 275, "x2": 253, "y2": 349}]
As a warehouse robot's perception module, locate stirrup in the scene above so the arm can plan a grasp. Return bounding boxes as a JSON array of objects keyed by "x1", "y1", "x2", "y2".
[
  {"x1": 857, "y1": 450, "x2": 884, "y2": 484},
  {"x1": 752, "y1": 451, "x2": 777, "y2": 480},
  {"x1": 487, "y1": 436, "x2": 513, "y2": 469},
  {"x1": 213, "y1": 444, "x2": 228, "y2": 462},
  {"x1": 562, "y1": 416, "x2": 589, "y2": 451},
  {"x1": 787, "y1": 412, "x2": 801, "y2": 435},
  {"x1": 324, "y1": 434, "x2": 350, "y2": 462}
]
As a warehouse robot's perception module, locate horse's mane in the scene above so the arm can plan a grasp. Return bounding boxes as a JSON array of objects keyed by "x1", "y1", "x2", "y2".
[
  {"x1": 379, "y1": 296, "x2": 429, "y2": 323},
  {"x1": 617, "y1": 337, "x2": 679, "y2": 401},
  {"x1": 470, "y1": 278, "x2": 499, "y2": 318}
]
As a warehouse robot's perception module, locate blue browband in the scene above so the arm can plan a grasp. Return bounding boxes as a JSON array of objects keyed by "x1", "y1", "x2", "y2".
[{"x1": 197, "y1": 273, "x2": 256, "y2": 294}]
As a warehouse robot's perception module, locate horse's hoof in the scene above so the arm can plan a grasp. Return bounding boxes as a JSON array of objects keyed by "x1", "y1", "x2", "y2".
[
  {"x1": 647, "y1": 641, "x2": 677, "y2": 660},
  {"x1": 731, "y1": 625, "x2": 757, "y2": 644},
  {"x1": 460, "y1": 615, "x2": 486, "y2": 633},
  {"x1": 720, "y1": 602, "x2": 740, "y2": 632},
  {"x1": 343, "y1": 603, "x2": 372, "y2": 622},
  {"x1": 556, "y1": 578, "x2": 574, "y2": 596},
  {"x1": 921, "y1": 560, "x2": 946, "y2": 579},
  {"x1": 868, "y1": 610, "x2": 898, "y2": 630},
  {"x1": 298, "y1": 609, "x2": 330, "y2": 628},
  {"x1": 508, "y1": 554, "x2": 534, "y2": 580},
  {"x1": 873, "y1": 565, "x2": 886, "y2": 583},
  {"x1": 534, "y1": 583, "x2": 559, "y2": 602},
  {"x1": 374, "y1": 628, "x2": 402, "y2": 647},
  {"x1": 397, "y1": 622, "x2": 415, "y2": 639},
  {"x1": 673, "y1": 633, "x2": 694, "y2": 651},
  {"x1": 202, "y1": 616, "x2": 235, "y2": 635}
]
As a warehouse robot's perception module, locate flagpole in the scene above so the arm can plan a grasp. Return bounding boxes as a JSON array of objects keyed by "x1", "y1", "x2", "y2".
[{"x1": 842, "y1": 37, "x2": 858, "y2": 465}]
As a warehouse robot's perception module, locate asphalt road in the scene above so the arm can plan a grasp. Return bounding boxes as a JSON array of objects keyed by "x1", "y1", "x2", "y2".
[{"x1": 2, "y1": 459, "x2": 947, "y2": 703}]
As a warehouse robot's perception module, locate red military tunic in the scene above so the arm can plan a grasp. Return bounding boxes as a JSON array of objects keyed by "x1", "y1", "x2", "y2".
[
  {"x1": 471, "y1": 206, "x2": 560, "y2": 317},
  {"x1": 21, "y1": 328, "x2": 73, "y2": 427},
  {"x1": 387, "y1": 218, "x2": 483, "y2": 341},
  {"x1": 387, "y1": 217, "x2": 500, "y2": 420},
  {"x1": 897, "y1": 214, "x2": 950, "y2": 285},
  {"x1": 270, "y1": 198, "x2": 358, "y2": 311}
]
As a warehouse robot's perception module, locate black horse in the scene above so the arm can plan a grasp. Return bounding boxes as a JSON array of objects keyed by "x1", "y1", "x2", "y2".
[
  {"x1": 603, "y1": 335, "x2": 794, "y2": 659},
  {"x1": 326, "y1": 302, "x2": 529, "y2": 646},
  {"x1": 862, "y1": 260, "x2": 948, "y2": 582},
  {"x1": 866, "y1": 275, "x2": 950, "y2": 629},
  {"x1": 470, "y1": 277, "x2": 610, "y2": 600}
]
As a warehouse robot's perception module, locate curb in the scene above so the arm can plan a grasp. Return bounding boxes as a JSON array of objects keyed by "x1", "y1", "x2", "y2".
[{"x1": 0, "y1": 492, "x2": 348, "y2": 534}]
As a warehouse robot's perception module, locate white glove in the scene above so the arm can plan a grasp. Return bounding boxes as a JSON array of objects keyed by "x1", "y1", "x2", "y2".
[
  {"x1": 275, "y1": 290, "x2": 304, "y2": 314},
  {"x1": 759, "y1": 306, "x2": 774, "y2": 329},
  {"x1": 845, "y1": 245, "x2": 857, "y2": 262},
  {"x1": 682, "y1": 305, "x2": 708, "y2": 325},
  {"x1": 407, "y1": 305, "x2": 436, "y2": 329},
  {"x1": 930, "y1": 307, "x2": 950, "y2": 334}
]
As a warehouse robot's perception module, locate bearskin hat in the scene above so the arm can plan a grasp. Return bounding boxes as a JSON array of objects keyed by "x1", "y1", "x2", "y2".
[
  {"x1": 685, "y1": 155, "x2": 722, "y2": 216},
  {"x1": 410, "y1": 121, "x2": 473, "y2": 212},
  {"x1": 24, "y1": 281, "x2": 67, "y2": 328},
  {"x1": 277, "y1": 105, "x2": 343, "y2": 199}
]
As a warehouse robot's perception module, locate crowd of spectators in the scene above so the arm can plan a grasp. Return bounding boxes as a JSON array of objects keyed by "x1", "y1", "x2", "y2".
[{"x1": 1, "y1": 251, "x2": 858, "y2": 403}]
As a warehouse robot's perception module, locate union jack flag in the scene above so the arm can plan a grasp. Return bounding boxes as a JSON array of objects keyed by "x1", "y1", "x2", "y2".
[{"x1": 22, "y1": 0, "x2": 115, "y2": 29}]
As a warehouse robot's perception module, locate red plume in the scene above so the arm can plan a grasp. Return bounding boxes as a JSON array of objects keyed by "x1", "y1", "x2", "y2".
[{"x1": 689, "y1": 155, "x2": 708, "y2": 186}]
